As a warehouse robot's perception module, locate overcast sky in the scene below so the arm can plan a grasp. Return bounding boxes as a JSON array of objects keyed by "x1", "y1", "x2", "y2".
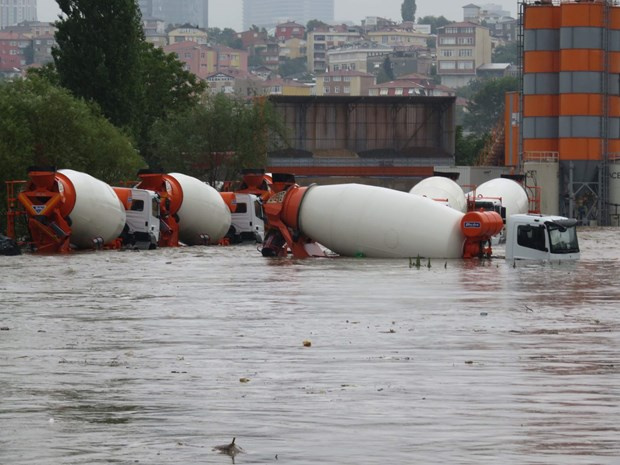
[{"x1": 38, "y1": 0, "x2": 518, "y2": 29}]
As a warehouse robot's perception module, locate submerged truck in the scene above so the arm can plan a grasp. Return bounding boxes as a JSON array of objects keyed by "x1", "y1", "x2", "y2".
[
  {"x1": 229, "y1": 193, "x2": 265, "y2": 243},
  {"x1": 505, "y1": 214, "x2": 580, "y2": 261},
  {"x1": 113, "y1": 187, "x2": 161, "y2": 250}
]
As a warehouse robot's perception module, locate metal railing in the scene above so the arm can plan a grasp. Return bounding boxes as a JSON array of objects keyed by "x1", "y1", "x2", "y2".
[{"x1": 522, "y1": 151, "x2": 559, "y2": 162}]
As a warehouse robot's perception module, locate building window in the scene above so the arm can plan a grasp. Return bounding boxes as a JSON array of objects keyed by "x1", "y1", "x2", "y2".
[
  {"x1": 324, "y1": 86, "x2": 330, "y2": 93},
  {"x1": 439, "y1": 61, "x2": 456, "y2": 70},
  {"x1": 334, "y1": 87, "x2": 340, "y2": 93},
  {"x1": 324, "y1": 76, "x2": 330, "y2": 82},
  {"x1": 395, "y1": 88, "x2": 403, "y2": 95},
  {"x1": 445, "y1": 27, "x2": 458, "y2": 34},
  {"x1": 458, "y1": 37, "x2": 474, "y2": 45},
  {"x1": 458, "y1": 60, "x2": 474, "y2": 69},
  {"x1": 350, "y1": 63, "x2": 356, "y2": 70},
  {"x1": 333, "y1": 65, "x2": 339, "y2": 71},
  {"x1": 380, "y1": 88, "x2": 389, "y2": 95},
  {"x1": 344, "y1": 86, "x2": 350, "y2": 94},
  {"x1": 344, "y1": 76, "x2": 352, "y2": 82},
  {"x1": 459, "y1": 49, "x2": 473, "y2": 57},
  {"x1": 369, "y1": 89, "x2": 379, "y2": 96},
  {"x1": 439, "y1": 37, "x2": 456, "y2": 45},
  {"x1": 333, "y1": 76, "x2": 341, "y2": 82},
  {"x1": 441, "y1": 49, "x2": 454, "y2": 57},
  {"x1": 462, "y1": 27, "x2": 474, "y2": 34}
]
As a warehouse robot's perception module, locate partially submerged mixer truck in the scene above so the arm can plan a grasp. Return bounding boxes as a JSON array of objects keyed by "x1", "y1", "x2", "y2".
[
  {"x1": 260, "y1": 174, "x2": 580, "y2": 262},
  {"x1": 7, "y1": 167, "x2": 231, "y2": 253}
]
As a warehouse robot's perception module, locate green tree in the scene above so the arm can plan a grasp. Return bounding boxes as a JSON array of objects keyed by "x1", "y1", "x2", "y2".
[
  {"x1": 0, "y1": 77, "x2": 145, "y2": 227},
  {"x1": 137, "y1": 43, "x2": 206, "y2": 164},
  {"x1": 401, "y1": 0, "x2": 417, "y2": 22},
  {"x1": 492, "y1": 42, "x2": 519, "y2": 64},
  {"x1": 149, "y1": 94, "x2": 288, "y2": 185},
  {"x1": 53, "y1": 0, "x2": 145, "y2": 134},
  {"x1": 455, "y1": 126, "x2": 489, "y2": 166},
  {"x1": 306, "y1": 19, "x2": 329, "y2": 34},
  {"x1": 279, "y1": 57, "x2": 308, "y2": 78},
  {"x1": 381, "y1": 56, "x2": 395, "y2": 82},
  {"x1": 463, "y1": 76, "x2": 519, "y2": 134},
  {"x1": 417, "y1": 15, "x2": 451, "y2": 34}
]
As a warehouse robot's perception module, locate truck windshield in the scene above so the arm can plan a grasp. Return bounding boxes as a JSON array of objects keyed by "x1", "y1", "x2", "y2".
[{"x1": 547, "y1": 223, "x2": 579, "y2": 254}]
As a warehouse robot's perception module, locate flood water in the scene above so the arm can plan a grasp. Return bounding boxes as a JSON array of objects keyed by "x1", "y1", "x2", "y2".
[{"x1": 1, "y1": 227, "x2": 619, "y2": 464}]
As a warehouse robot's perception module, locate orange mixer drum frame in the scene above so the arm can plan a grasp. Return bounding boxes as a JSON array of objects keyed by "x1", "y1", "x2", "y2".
[
  {"x1": 135, "y1": 170, "x2": 183, "y2": 247},
  {"x1": 17, "y1": 169, "x2": 76, "y2": 254}
]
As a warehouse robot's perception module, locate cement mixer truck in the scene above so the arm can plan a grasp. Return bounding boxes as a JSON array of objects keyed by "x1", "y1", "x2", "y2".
[
  {"x1": 135, "y1": 170, "x2": 231, "y2": 247},
  {"x1": 260, "y1": 176, "x2": 579, "y2": 261},
  {"x1": 14, "y1": 167, "x2": 127, "y2": 253}
]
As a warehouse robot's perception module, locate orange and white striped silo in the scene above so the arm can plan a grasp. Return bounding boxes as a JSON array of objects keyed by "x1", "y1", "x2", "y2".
[{"x1": 520, "y1": 0, "x2": 620, "y2": 224}]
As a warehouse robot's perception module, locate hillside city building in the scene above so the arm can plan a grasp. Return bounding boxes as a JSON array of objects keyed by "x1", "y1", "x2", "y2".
[
  {"x1": 242, "y1": 0, "x2": 334, "y2": 30},
  {"x1": 0, "y1": 0, "x2": 37, "y2": 29},
  {"x1": 138, "y1": 0, "x2": 209, "y2": 28}
]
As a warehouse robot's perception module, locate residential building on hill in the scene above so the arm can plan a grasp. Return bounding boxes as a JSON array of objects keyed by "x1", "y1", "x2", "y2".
[
  {"x1": 276, "y1": 22, "x2": 305, "y2": 41},
  {"x1": 367, "y1": 29, "x2": 429, "y2": 48},
  {"x1": 242, "y1": 0, "x2": 334, "y2": 30},
  {"x1": 368, "y1": 74, "x2": 456, "y2": 97},
  {"x1": 436, "y1": 21, "x2": 492, "y2": 88},
  {"x1": 0, "y1": 31, "x2": 29, "y2": 70},
  {"x1": 315, "y1": 70, "x2": 375, "y2": 96},
  {"x1": 0, "y1": 0, "x2": 36, "y2": 29},
  {"x1": 168, "y1": 27, "x2": 208, "y2": 45},
  {"x1": 307, "y1": 27, "x2": 362, "y2": 74},
  {"x1": 138, "y1": 0, "x2": 208, "y2": 28},
  {"x1": 326, "y1": 41, "x2": 392, "y2": 73}
]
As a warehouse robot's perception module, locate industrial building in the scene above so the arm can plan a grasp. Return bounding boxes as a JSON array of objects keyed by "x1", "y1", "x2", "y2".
[
  {"x1": 267, "y1": 95, "x2": 456, "y2": 189},
  {"x1": 138, "y1": 0, "x2": 209, "y2": 28},
  {"x1": 242, "y1": 0, "x2": 334, "y2": 30},
  {"x1": 505, "y1": 0, "x2": 620, "y2": 225}
]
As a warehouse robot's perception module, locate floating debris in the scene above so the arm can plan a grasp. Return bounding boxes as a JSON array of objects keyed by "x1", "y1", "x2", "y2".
[
  {"x1": 239, "y1": 377, "x2": 250, "y2": 383},
  {"x1": 213, "y1": 437, "x2": 244, "y2": 457},
  {"x1": 303, "y1": 340, "x2": 312, "y2": 347}
]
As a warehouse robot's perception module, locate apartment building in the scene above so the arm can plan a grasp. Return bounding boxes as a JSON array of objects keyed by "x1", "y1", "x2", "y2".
[
  {"x1": 307, "y1": 28, "x2": 362, "y2": 74},
  {"x1": 168, "y1": 27, "x2": 208, "y2": 45},
  {"x1": 0, "y1": 0, "x2": 36, "y2": 29},
  {"x1": 436, "y1": 21, "x2": 492, "y2": 88},
  {"x1": 275, "y1": 22, "x2": 305, "y2": 41},
  {"x1": 326, "y1": 41, "x2": 392, "y2": 73},
  {"x1": 315, "y1": 70, "x2": 375, "y2": 96},
  {"x1": 367, "y1": 29, "x2": 429, "y2": 48}
]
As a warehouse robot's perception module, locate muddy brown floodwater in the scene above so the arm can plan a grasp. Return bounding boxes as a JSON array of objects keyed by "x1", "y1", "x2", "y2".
[{"x1": 1, "y1": 227, "x2": 619, "y2": 464}]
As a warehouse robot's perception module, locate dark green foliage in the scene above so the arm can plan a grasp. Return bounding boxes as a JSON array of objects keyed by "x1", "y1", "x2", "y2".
[
  {"x1": 306, "y1": 19, "x2": 329, "y2": 33},
  {"x1": 492, "y1": 42, "x2": 519, "y2": 64},
  {"x1": 53, "y1": 0, "x2": 145, "y2": 133},
  {"x1": 462, "y1": 76, "x2": 519, "y2": 134},
  {"x1": 207, "y1": 27, "x2": 244, "y2": 49},
  {"x1": 377, "y1": 56, "x2": 395, "y2": 84},
  {"x1": 401, "y1": 0, "x2": 417, "y2": 22},
  {"x1": 455, "y1": 126, "x2": 489, "y2": 166},
  {"x1": 51, "y1": 0, "x2": 206, "y2": 159},
  {"x1": 149, "y1": 94, "x2": 288, "y2": 186},
  {"x1": 279, "y1": 57, "x2": 308, "y2": 78},
  {"x1": 0, "y1": 77, "x2": 145, "y2": 229},
  {"x1": 137, "y1": 43, "x2": 206, "y2": 163},
  {"x1": 417, "y1": 15, "x2": 451, "y2": 34}
]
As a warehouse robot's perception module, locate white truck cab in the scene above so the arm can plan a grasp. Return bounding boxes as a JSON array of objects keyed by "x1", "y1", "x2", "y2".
[
  {"x1": 229, "y1": 193, "x2": 265, "y2": 243},
  {"x1": 122, "y1": 189, "x2": 160, "y2": 249},
  {"x1": 505, "y1": 214, "x2": 580, "y2": 261}
]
